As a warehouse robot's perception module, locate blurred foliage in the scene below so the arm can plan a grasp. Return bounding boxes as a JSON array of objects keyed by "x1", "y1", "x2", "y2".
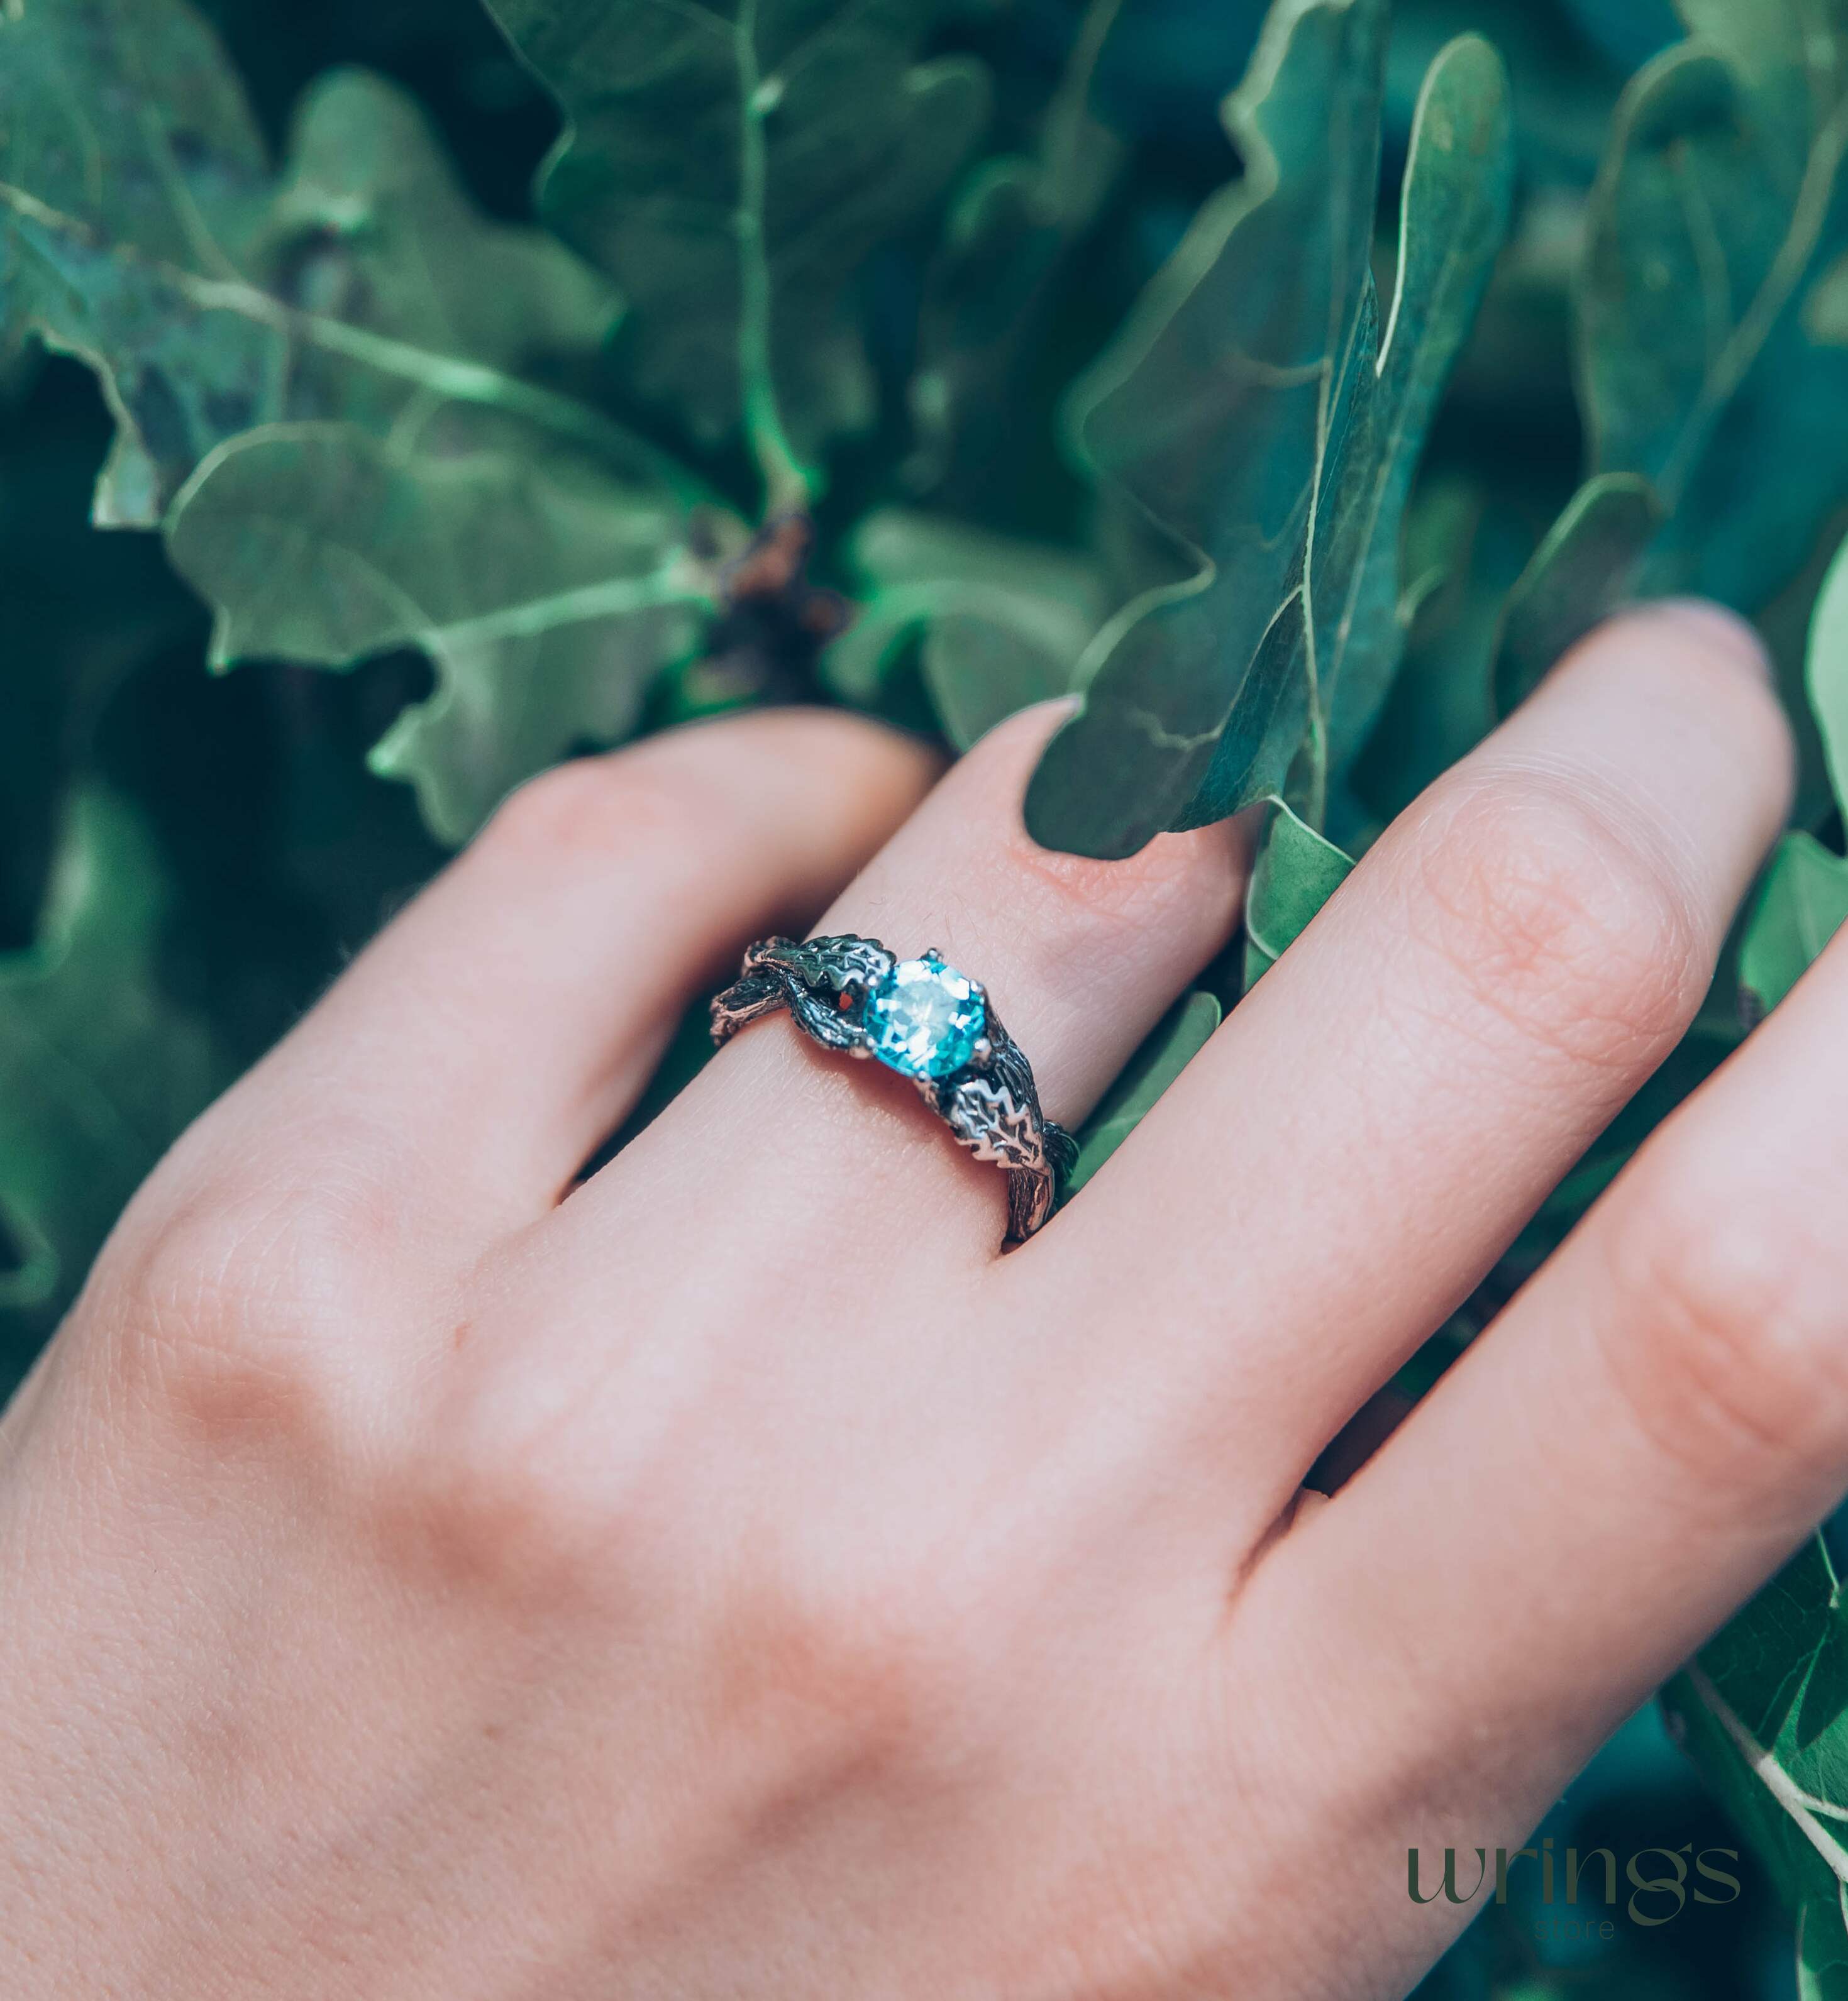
[{"x1": 7, "y1": 0, "x2": 1848, "y2": 1993}]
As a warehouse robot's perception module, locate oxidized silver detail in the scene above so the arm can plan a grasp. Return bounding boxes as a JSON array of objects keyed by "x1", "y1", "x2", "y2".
[{"x1": 711, "y1": 934, "x2": 1075, "y2": 1245}]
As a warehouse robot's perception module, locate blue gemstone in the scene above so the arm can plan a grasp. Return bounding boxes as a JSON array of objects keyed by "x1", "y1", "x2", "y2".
[{"x1": 865, "y1": 957, "x2": 986, "y2": 1079}]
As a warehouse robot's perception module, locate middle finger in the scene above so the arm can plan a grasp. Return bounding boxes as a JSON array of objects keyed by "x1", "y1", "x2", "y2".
[{"x1": 1043, "y1": 603, "x2": 1793, "y2": 1521}]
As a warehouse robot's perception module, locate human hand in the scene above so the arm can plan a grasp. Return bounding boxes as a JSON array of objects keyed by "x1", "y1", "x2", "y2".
[{"x1": 0, "y1": 601, "x2": 1825, "y2": 1999}]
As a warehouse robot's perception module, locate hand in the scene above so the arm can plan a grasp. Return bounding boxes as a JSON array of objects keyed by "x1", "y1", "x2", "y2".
[{"x1": 0, "y1": 601, "x2": 1823, "y2": 1999}]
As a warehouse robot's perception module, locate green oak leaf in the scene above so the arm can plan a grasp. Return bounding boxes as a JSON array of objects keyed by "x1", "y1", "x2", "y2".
[
  {"x1": 1740, "y1": 834, "x2": 1848, "y2": 1020},
  {"x1": 1024, "y1": 14, "x2": 1512, "y2": 858},
  {"x1": 0, "y1": 0, "x2": 272, "y2": 524},
  {"x1": 1242, "y1": 800, "x2": 1355, "y2": 988},
  {"x1": 1066, "y1": 991, "x2": 1220, "y2": 1196},
  {"x1": 1739, "y1": 523, "x2": 1848, "y2": 1018},
  {"x1": 1574, "y1": 0, "x2": 1848, "y2": 612},
  {"x1": 826, "y1": 510, "x2": 1107, "y2": 751},
  {"x1": 1802, "y1": 1900, "x2": 1848, "y2": 2001},
  {"x1": 0, "y1": 7, "x2": 666, "y2": 522},
  {"x1": 0, "y1": 789, "x2": 224, "y2": 1372},
  {"x1": 1809, "y1": 517, "x2": 1848, "y2": 811},
  {"x1": 1664, "y1": 1538, "x2": 1848, "y2": 1979},
  {"x1": 1024, "y1": 0, "x2": 1390, "y2": 858},
  {"x1": 1700, "y1": 1536, "x2": 1839, "y2": 1751},
  {"x1": 0, "y1": 4, "x2": 717, "y2": 843},
  {"x1": 919, "y1": 617, "x2": 1070, "y2": 756},
  {"x1": 254, "y1": 70, "x2": 629, "y2": 449},
  {"x1": 1351, "y1": 475, "x2": 1526, "y2": 827},
  {"x1": 903, "y1": 0, "x2": 1127, "y2": 507},
  {"x1": 165, "y1": 421, "x2": 711, "y2": 842},
  {"x1": 484, "y1": 0, "x2": 991, "y2": 497},
  {"x1": 1319, "y1": 33, "x2": 1513, "y2": 774},
  {"x1": 1491, "y1": 471, "x2": 1664, "y2": 715}
]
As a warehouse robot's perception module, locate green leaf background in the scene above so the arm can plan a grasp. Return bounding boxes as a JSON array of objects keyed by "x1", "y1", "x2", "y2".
[
  {"x1": 483, "y1": 0, "x2": 992, "y2": 495},
  {"x1": 8, "y1": 0, "x2": 1848, "y2": 1993}
]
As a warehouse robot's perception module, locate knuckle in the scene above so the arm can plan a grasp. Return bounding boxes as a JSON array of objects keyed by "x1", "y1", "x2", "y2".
[
  {"x1": 1595, "y1": 1167, "x2": 1848, "y2": 1508},
  {"x1": 1404, "y1": 765, "x2": 1703, "y2": 1068},
  {"x1": 387, "y1": 1394, "x2": 621, "y2": 1608},
  {"x1": 719, "y1": 1543, "x2": 975, "y2": 1770},
  {"x1": 102, "y1": 1171, "x2": 394, "y2": 1447},
  {"x1": 396, "y1": 1392, "x2": 978, "y2": 1767}
]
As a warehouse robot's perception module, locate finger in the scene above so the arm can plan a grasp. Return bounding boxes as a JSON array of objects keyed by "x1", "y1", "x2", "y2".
[
  {"x1": 562, "y1": 702, "x2": 1253, "y2": 1272},
  {"x1": 1229, "y1": 901, "x2": 1848, "y2": 1867},
  {"x1": 167, "y1": 711, "x2": 939, "y2": 1235},
  {"x1": 1045, "y1": 603, "x2": 1793, "y2": 1517}
]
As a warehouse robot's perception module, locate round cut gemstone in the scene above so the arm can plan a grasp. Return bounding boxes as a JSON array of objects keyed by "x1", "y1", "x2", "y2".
[{"x1": 864, "y1": 957, "x2": 986, "y2": 1079}]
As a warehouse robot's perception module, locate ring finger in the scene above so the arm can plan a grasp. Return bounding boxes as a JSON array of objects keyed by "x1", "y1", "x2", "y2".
[{"x1": 556, "y1": 702, "x2": 1254, "y2": 1278}]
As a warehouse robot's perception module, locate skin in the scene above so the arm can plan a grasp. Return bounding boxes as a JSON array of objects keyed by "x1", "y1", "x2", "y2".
[{"x1": 0, "y1": 597, "x2": 1835, "y2": 1999}]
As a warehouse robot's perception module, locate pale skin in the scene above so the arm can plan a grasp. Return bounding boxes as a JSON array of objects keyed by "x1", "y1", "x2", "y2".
[{"x1": 1, "y1": 597, "x2": 1840, "y2": 1998}]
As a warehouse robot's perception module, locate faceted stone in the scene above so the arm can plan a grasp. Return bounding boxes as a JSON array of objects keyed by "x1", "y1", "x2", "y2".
[{"x1": 864, "y1": 956, "x2": 986, "y2": 1079}]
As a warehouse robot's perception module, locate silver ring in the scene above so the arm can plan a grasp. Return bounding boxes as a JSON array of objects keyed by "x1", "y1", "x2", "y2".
[{"x1": 710, "y1": 935, "x2": 1075, "y2": 1245}]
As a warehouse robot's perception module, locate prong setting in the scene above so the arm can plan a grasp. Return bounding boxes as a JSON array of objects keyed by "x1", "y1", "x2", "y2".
[{"x1": 709, "y1": 932, "x2": 1071, "y2": 1245}]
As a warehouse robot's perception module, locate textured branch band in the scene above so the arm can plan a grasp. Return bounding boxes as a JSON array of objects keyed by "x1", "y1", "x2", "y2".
[{"x1": 710, "y1": 934, "x2": 1076, "y2": 1245}]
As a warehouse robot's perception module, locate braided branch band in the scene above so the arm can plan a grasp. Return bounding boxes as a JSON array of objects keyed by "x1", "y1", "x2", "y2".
[{"x1": 711, "y1": 935, "x2": 1076, "y2": 1246}]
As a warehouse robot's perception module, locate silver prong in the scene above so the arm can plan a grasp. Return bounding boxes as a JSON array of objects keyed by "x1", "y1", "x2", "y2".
[
  {"x1": 848, "y1": 1042, "x2": 872, "y2": 1059},
  {"x1": 970, "y1": 1035, "x2": 994, "y2": 1066}
]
